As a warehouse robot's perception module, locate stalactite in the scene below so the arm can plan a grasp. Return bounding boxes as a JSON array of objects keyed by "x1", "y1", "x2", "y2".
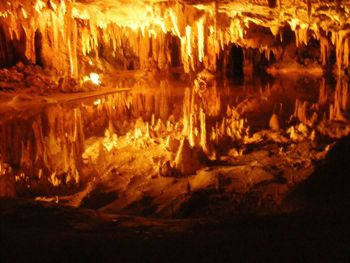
[
  {"x1": 320, "y1": 36, "x2": 329, "y2": 66},
  {"x1": 206, "y1": 25, "x2": 218, "y2": 72},
  {"x1": 157, "y1": 81, "x2": 170, "y2": 120},
  {"x1": 197, "y1": 17, "x2": 205, "y2": 63},
  {"x1": 32, "y1": 116, "x2": 49, "y2": 169},
  {"x1": 157, "y1": 31, "x2": 166, "y2": 69},
  {"x1": 139, "y1": 30, "x2": 148, "y2": 69},
  {"x1": 318, "y1": 78, "x2": 328, "y2": 106},
  {"x1": 332, "y1": 30, "x2": 350, "y2": 74},
  {"x1": 183, "y1": 87, "x2": 191, "y2": 139},
  {"x1": 343, "y1": 37, "x2": 349, "y2": 69},
  {"x1": 307, "y1": 0, "x2": 312, "y2": 20},
  {"x1": 330, "y1": 78, "x2": 349, "y2": 121},
  {"x1": 294, "y1": 23, "x2": 309, "y2": 48},
  {"x1": 180, "y1": 25, "x2": 194, "y2": 73},
  {"x1": 23, "y1": 26, "x2": 36, "y2": 64},
  {"x1": 293, "y1": 99, "x2": 309, "y2": 125},
  {"x1": 65, "y1": 1, "x2": 78, "y2": 78},
  {"x1": 202, "y1": 82, "x2": 221, "y2": 117},
  {"x1": 200, "y1": 108, "x2": 208, "y2": 153}
]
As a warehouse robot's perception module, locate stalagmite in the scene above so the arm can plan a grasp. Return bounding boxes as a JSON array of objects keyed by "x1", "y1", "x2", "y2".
[
  {"x1": 199, "y1": 108, "x2": 208, "y2": 153},
  {"x1": 269, "y1": 113, "x2": 280, "y2": 131},
  {"x1": 175, "y1": 137, "x2": 202, "y2": 175},
  {"x1": 294, "y1": 99, "x2": 309, "y2": 125}
]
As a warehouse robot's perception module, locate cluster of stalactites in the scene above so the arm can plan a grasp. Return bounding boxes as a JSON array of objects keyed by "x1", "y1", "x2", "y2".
[
  {"x1": 293, "y1": 77, "x2": 349, "y2": 125},
  {"x1": 4, "y1": 105, "x2": 85, "y2": 187},
  {"x1": 74, "y1": 1, "x2": 250, "y2": 74},
  {"x1": 286, "y1": 11, "x2": 350, "y2": 74},
  {"x1": 0, "y1": 0, "x2": 249, "y2": 77},
  {"x1": 1, "y1": 0, "x2": 350, "y2": 77},
  {"x1": 0, "y1": 0, "x2": 77, "y2": 75}
]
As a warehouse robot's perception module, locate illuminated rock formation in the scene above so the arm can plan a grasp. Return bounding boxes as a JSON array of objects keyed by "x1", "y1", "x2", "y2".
[{"x1": 0, "y1": 0, "x2": 349, "y2": 79}]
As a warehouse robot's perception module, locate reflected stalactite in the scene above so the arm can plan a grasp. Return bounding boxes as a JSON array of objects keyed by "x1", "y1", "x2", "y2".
[
  {"x1": 330, "y1": 77, "x2": 349, "y2": 121},
  {"x1": 318, "y1": 78, "x2": 328, "y2": 107},
  {"x1": 200, "y1": 81, "x2": 221, "y2": 117},
  {"x1": 0, "y1": 74, "x2": 349, "y2": 198},
  {"x1": 0, "y1": 105, "x2": 85, "y2": 192}
]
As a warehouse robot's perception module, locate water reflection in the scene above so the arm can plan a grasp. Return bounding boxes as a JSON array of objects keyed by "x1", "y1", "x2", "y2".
[{"x1": 0, "y1": 75, "x2": 349, "y2": 196}]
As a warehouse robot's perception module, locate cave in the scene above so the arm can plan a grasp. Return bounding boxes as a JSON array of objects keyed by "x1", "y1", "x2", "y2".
[{"x1": 1, "y1": 1, "x2": 350, "y2": 262}]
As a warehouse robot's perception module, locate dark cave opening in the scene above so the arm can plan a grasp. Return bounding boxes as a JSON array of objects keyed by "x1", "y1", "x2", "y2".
[
  {"x1": 34, "y1": 30, "x2": 43, "y2": 67},
  {"x1": 226, "y1": 44, "x2": 244, "y2": 83},
  {"x1": 170, "y1": 35, "x2": 181, "y2": 68}
]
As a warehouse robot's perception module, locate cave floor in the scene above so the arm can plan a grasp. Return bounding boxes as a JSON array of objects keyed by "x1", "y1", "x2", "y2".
[{"x1": 1, "y1": 197, "x2": 350, "y2": 262}]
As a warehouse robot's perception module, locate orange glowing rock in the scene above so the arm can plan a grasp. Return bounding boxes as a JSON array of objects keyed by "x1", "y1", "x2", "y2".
[
  {"x1": 174, "y1": 138, "x2": 203, "y2": 175},
  {"x1": 0, "y1": 175, "x2": 16, "y2": 197},
  {"x1": 269, "y1": 113, "x2": 280, "y2": 131}
]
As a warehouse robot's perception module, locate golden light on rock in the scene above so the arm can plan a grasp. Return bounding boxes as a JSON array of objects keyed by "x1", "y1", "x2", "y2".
[{"x1": 89, "y1": 73, "x2": 101, "y2": 85}]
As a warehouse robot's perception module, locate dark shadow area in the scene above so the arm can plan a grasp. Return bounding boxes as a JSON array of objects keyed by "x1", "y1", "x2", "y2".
[
  {"x1": 0, "y1": 26, "x2": 28, "y2": 68},
  {"x1": 268, "y1": 0, "x2": 277, "y2": 8},
  {"x1": 11, "y1": 26, "x2": 29, "y2": 65},
  {"x1": 226, "y1": 44, "x2": 244, "y2": 84},
  {"x1": 281, "y1": 24, "x2": 295, "y2": 46},
  {"x1": 253, "y1": 48, "x2": 276, "y2": 76},
  {"x1": 0, "y1": 27, "x2": 12, "y2": 68},
  {"x1": 170, "y1": 35, "x2": 181, "y2": 68},
  {"x1": 297, "y1": 37, "x2": 320, "y2": 66},
  {"x1": 286, "y1": 135, "x2": 350, "y2": 209},
  {"x1": 81, "y1": 188, "x2": 118, "y2": 209},
  {"x1": 127, "y1": 60, "x2": 134, "y2": 70},
  {"x1": 1, "y1": 197, "x2": 350, "y2": 262},
  {"x1": 34, "y1": 30, "x2": 43, "y2": 66},
  {"x1": 216, "y1": 49, "x2": 225, "y2": 74}
]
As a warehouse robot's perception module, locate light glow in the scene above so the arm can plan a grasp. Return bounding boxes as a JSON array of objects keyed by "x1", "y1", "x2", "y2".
[{"x1": 90, "y1": 73, "x2": 101, "y2": 85}]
